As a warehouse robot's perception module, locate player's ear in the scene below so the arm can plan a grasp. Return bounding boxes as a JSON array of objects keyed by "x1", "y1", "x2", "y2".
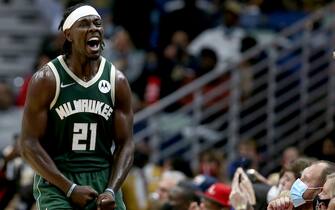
[{"x1": 64, "y1": 30, "x2": 72, "y2": 42}]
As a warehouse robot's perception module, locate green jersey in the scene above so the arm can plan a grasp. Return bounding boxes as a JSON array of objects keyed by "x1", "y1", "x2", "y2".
[{"x1": 41, "y1": 55, "x2": 116, "y2": 173}]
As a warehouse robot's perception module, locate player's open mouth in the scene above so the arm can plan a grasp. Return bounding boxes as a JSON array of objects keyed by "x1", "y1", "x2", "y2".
[{"x1": 87, "y1": 37, "x2": 100, "y2": 52}]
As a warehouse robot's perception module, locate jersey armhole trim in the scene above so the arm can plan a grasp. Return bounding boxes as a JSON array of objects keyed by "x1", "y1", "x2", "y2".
[
  {"x1": 34, "y1": 174, "x2": 42, "y2": 210},
  {"x1": 48, "y1": 62, "x2": 60, "y2": 109},
  {"x1": 110, "y1": 64, "x2": 116, "y2": 107}
]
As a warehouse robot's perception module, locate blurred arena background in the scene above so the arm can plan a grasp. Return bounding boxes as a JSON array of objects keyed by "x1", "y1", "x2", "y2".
[{"x1": 0, "y1": 0, "x2": 335, "y2": 209}]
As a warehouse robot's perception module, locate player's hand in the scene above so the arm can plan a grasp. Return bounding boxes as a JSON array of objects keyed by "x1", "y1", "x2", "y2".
[
  {"x1": 97, "y1": 192, "x2": 116, "y2": 210},
  {"x1": 267, "y1": 195, "x2": 293, "y2": 210},
  {"x1": 70, "y1": 185, "x2": 98, "y2": 208}
]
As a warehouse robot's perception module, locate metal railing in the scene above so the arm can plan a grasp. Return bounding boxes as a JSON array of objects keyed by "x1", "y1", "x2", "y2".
[
  {"x1": 134, "y1": 3, "x2": 335, "y2": 174},
  {"x1": 0, "y1": 1, "x2": 47, "y2": 77}
]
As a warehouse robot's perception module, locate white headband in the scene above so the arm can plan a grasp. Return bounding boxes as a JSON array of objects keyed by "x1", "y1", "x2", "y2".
[{"x1": 62, "y1": 5, "x2": 101, "y2": 31}]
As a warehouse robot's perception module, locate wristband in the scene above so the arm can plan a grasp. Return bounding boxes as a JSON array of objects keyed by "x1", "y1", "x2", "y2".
[
  {"x1": 66, "y1": 183, "x2": 77, "y2": 198},
  {"x1": 105, "y1": 188, "x2": 115, "y2": 199}
]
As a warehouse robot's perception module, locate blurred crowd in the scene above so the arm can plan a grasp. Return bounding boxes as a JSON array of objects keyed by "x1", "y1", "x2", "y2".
[
  {"x1": 1, "y1": 131, "x2": 335, "y2": 209},
  {"x1": 0, "y1": 0, "x2": 334, "y2": 209},
  {"x1": 121, "y1": 137, "x2": 335, "y2": 210},
  {"x1": 10, "y1": 0, "x2": 332, "y2": 111}
]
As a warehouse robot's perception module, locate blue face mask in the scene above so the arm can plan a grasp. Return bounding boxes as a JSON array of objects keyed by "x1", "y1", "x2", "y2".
[{"x1": 290, "y1": 178, "x2": 322, "y2": 207}]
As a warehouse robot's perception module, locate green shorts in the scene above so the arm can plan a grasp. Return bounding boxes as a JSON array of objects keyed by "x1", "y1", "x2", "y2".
[{"x1": 33, "y1": 168, "x2": 126, "y2": 210}]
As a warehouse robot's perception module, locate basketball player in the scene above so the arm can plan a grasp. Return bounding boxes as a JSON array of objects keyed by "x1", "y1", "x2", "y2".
[{"x1": 19, "y1": 4, "x2": 134, "y2": 210}]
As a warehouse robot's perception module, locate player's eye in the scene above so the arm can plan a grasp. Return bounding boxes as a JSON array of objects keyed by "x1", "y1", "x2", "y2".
[{"x1": 94, "y1": 19, "x2": 102, "y2": 27}]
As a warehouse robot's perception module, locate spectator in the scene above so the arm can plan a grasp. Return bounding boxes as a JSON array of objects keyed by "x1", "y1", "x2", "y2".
[
  {"x1": 144, "y1": 156, "x2": 163, "y2": 199},
  {"x1": 103, "y1": 27, "x2": 147, "y2": 111},
  {"x1": 140, "y1": 50, "x2": 161, "y2": 106},
  {"x1": 177, "y1": 175, "x2": 218, "y2": 197},
  {"x1": 230, "y1": 168, "x2": 256, "y2": 210},
  {"x1": 112, "y1": 0, "x2": 154, "y2": 49},
  {"x1": 188, "y1": 0, "x2": 246, "y2": 71},
  {"x1": 192, "y1": 175, "x2": 218, "y2": 192},
  {"x1": 314, "y1": 173, "x2": 335, "y2": 210},
  {"x1": 148, "y1": 170, "x2": 186, "y2": 210},
  {"x1": 158, "y1": 0, "x2": 211, "y2": 52},
  {"x1": 162, "y1": 185, "x2": 199, "y2": 210},
  {"x1": 320, "y1": 136, "x2": 335, "y2": 162},
  {"x1": 228, "y1": 139, "x2": 260, "y2": 179},
  {"x1": 0, "y1": 134, "x2": 20, "y2": 209},
  {"x1": 122, "y1": 147, "x2": 151, "y2": 210},
  {"x1": 267, "y1": 147, "x2": 301, "y2": 185},
  {"x1": 281, "y1": 147, "x2": 300, "y2": 170},
  {"x1": 0, "y1": 82, "x2": 13, "y2": 111},
  {"x1": 158, "y1": 30, "x2": 197, "y2": 99},
  {"x1": 163, "y1": 156, "x2": 194, "y2": 178},
  {"x1": 195, "y1": 48, "x2": 218, "y2": 77},
  {"x1": 2, "y1": 134, "x2": 35, "y2": 210},
  {"x1": 16, "y1": 54, "x2": 52, "y2": 107},
  {"x1": 267, "y1": 157, "x2": 314, "y2": 203},
  {"x1": 0, "y1": 82, "x2": 23, "y2": 150},
  {"x1": 198, "y1": 149, "x2": 225, "y2": 180},
  {"x1": 239, "y1": 35, "x2": 260, "y2": 99},
  {"x1": 189, "y1": 182, "x2": 232, "y2": 210},
  {"x1": 104, "y1": 28, "x2": 146, "y2": 85},
  {"x1": 267, "y1": 161, "x2": 335, "y2": 210},
  {"x1": 240, "y1": 0, "x2": 264, "y2": 29}
]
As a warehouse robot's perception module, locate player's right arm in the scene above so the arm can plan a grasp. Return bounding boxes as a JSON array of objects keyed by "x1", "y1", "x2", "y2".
[{"x1": 20, "y1": 65, "x2": 97, "y2": 207}]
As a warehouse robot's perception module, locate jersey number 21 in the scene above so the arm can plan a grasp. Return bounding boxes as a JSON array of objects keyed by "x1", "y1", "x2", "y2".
[{"x1": 72, "y1": 123, "x2": 97, "y2": 151}]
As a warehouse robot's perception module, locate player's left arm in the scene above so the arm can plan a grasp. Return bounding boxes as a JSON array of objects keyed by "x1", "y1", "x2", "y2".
[
  {"x1": 97, "y1": 70, "x2": 135, "y2": 208},
  {"x1": 109, "y1": 69, "x2": 135, "y2": 191}
]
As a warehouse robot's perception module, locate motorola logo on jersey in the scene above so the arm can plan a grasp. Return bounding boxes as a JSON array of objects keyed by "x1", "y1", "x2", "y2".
[{"x1": 98, "y1": 80, "x2": 111, "y2": 94}]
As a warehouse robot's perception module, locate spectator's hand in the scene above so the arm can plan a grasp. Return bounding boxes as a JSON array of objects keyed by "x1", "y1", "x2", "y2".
[
  {"x1": 97, "y1": 192, "x2": 116, "y2": 210},
  {"x1": 70, "y1": 185, "x2": 98, "y2": 208},
  {"x1": 230, "y1": 190, "x2": 248, "y2": 210},
  {"x1": 188, "y1": 202, "x2": 203, "y2": 210},
  {"x1": 267, "y1": 195, "x2": 293, "y2": 210},
  {"x1": 230, "y1": 168, "x2": 248, "y2": 209},
  {"x1": 239, "y1": 169, "x2": 256, "y2": 205},
  {"x1": 230, "y1": 167, "x2": 256, "y2": 209}
]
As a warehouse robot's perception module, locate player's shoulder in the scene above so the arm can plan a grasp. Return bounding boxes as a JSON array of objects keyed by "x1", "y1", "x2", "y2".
[
  {"x1": 30, "y1": 64, "x2": 56, "y2": 89},
  {"x1": 115, "y1": 69, "x2": 127, "y2": 82},
  {"x1": 114, "y1": 69, "x2": 131, "y2": 93},
  {"x1": 113, "y1": 68, "x2": 132, "y2": 105},
  {"x1": 107, "y1": 59, "x2": 130, "y2": 91}
]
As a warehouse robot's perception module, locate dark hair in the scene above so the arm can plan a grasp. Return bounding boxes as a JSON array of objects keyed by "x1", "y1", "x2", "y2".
[
  {"x1": 240, "y1": 36, "x2": 257, "y2": 53},
  {"x1": 171, "y1": 185, "x2": 200, "y2": 205},
  {"x1": 58, "y1": 3, "x2": 104, "y2": 57},
  {"x1": 283, "y1": 157, "x2": 315, "y2": 179},
  {"x1": 200, "y1": 48, "x2": 217, "y2": 63},
  {"x1": 170, "y1": 157, "x2": 194, "y2": 178}
]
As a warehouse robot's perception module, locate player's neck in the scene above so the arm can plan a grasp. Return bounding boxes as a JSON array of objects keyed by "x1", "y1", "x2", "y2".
[{"x1": 65, "y1": 54, "x2": 101, "y2": 81}]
